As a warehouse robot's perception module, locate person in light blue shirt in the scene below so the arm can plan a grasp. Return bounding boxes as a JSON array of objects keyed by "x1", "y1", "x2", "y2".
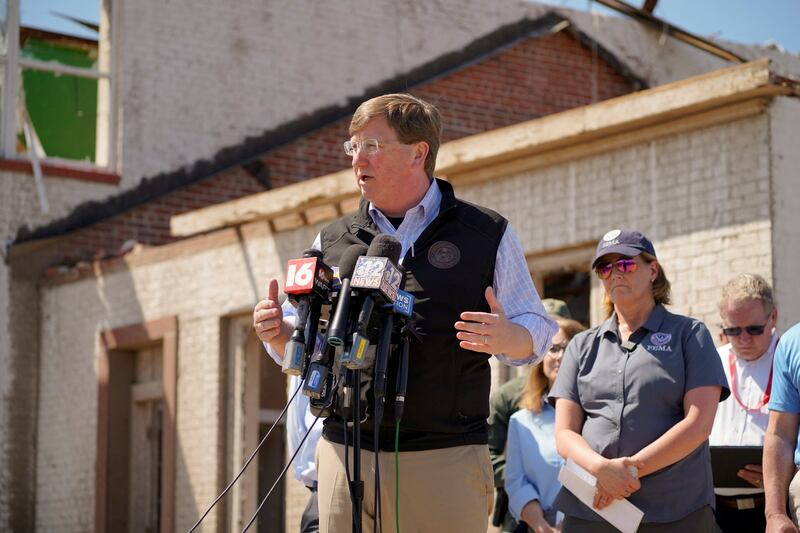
[
  {"x1": 764, "y1": 322, "x2": 800, "y2": 532},
  {"x1": 506, "y1": 318, "x2": 586, "y2": 532},
  {"x1": 263, "y1": 354, "x2": 322, "y2": 533}
]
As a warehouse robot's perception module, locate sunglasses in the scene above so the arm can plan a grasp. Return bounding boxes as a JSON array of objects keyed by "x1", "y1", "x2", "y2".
[
  {"x1": 595, "y1": 258, "x2": 638, "y2": 279},
  {"x1": 721, "y1": 324, "x2": 768, "y2": 337}
]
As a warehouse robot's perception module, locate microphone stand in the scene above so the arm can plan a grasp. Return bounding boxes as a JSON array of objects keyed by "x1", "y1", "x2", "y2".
[{"x1": 351, "y1": 368, "x2": 363, "y2": 533}]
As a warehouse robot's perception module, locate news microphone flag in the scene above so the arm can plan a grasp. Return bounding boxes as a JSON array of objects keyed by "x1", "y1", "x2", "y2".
[
  {"x1": 282, "y1": 254, "x2": 332, "y2": 376},
  {"x1": 284, "y1": 256, "x2": 332, "y2": 297},
  {"x1": 351, "y1": 256, "x2": 401, "y2": 303},
  {"x1": 393, "y1": 289, "x2": 414, "y2": 317}
]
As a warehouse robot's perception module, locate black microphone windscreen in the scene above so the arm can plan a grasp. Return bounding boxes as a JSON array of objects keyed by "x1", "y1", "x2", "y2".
[
  {"x1": 338, "y1": 244, "x2": 367, "y2": 279},
  {"x1": 303, "y1": 248, "x2": 324, "y2": 258},
  {"x1": 367, "y1": 234, "x2": 402, "y2": 264}
]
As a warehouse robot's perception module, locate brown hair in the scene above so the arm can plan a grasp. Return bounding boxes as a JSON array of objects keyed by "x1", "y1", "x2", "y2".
[
  {"x1": 602, "y1": 252, "x2": 672, "y2": 319},
  {"x1": 520, "y1": 318, "x2": 586, "y2": 413},
  {"x1": 349, "y1": 93, "x2": 442, "y2": 177}
]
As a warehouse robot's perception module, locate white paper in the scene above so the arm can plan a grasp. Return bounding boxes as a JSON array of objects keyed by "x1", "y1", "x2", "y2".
[{"x1": 558, "y1": 459, "x2": 644, "y2": 533}]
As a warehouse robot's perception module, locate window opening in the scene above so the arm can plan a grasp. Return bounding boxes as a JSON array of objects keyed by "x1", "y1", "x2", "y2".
[{"x1": 1, "y1": 1, "x2": 114, "y2": 168}]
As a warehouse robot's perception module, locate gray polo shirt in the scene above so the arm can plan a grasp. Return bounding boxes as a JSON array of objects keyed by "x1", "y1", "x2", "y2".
[{"x1": 548, "y1": 304, "x2": 729, "y2": 523}]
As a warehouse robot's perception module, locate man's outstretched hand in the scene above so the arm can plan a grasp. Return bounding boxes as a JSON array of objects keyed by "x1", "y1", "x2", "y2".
[{"x1": 455, "y1": 286, "x2": 533, "y2": 358}]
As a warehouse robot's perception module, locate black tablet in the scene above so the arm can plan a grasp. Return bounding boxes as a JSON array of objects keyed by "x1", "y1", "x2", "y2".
[{"x1": 710, "y1": 446, "x2": 763, "y2": 488}]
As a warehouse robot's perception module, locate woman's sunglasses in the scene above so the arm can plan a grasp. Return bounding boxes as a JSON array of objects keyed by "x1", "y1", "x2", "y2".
[{"x1": 594, "y1": 258, "x2": 638, "y2": 279}]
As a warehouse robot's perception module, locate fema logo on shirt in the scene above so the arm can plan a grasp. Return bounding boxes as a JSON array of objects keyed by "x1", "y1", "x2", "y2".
[{"x1": 647, "y1": 332, "x2": 673, "y2": 352}]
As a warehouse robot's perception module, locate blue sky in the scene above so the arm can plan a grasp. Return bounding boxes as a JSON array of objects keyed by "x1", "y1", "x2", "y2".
[{"x1": 22, "y1": 0, "x2": 800, "y2": 54}]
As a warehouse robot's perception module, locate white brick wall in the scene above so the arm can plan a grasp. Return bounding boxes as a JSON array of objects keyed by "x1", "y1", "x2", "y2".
[
  {"x1": 458, "y1": 113, "x2": 773, "y2": 337},
  {"x1": 34, "y1": 111, "x2": 778, "y2": 531},
  {"x1": 770, "y1": 96, "x2": 800, "y2": 331},
  {"x1": 115, "y1": 0, "x2": 541, "y2": 188},
  {"x1": 34, "y1": 221, "x2": 320, "y2": 531},
  {"x1": 0, "y1": 171, "x2": 116, "y2": 240},
  {"x1": 0, "y1": 257, "x2": 8, "y2": 528},
  {"x1": 0, "y1": 170, "x2": 116, "y2": 529}
]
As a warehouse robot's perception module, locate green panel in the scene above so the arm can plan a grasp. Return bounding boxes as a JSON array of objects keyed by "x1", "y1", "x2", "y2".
[{"x1": 21, "y1": 37, "x2": 97, "y2": 162}]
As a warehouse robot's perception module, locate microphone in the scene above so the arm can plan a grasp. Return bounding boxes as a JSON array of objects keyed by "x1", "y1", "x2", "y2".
[
  {"x1": 350, "y1": 235, "x2": 403, "y2": 304},
  {"x1": 392, "y1": 289, "x2": 414, "y2": 318},
  {"x1": 304, "y1": 244, "x2": 366, "y2": 401},
  {"x1": 366, "y1": 237, "x2": 406, "y2": 420},
  {"x1": 341, "y1": 235, "x2": 403, "y2": 370},
  {"x1": 394, "y1": 335, "x2": 410, "y2": 422},
  {"x1": 282, "y1": 249, "x2": 332, "y2": 375},
  {"x1": 326, "y1": 244, "x2": 369, "y2": 347}
]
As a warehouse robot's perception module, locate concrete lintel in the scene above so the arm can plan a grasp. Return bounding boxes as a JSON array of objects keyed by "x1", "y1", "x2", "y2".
[
  {"x1": 436, "y1": 59, "x2": 782, "y2": 175},
  {"x1": 170, "y1": 169, "x2": 356, "y2": 237}
]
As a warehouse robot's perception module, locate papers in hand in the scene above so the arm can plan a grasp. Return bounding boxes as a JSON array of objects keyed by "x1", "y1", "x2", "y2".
[{"x1": 557, "y1": 459, "x2": 644, "y2": 533}]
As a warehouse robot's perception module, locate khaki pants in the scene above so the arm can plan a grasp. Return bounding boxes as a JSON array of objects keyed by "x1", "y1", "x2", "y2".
[
  {"x1": 789, "y1": 468, "x2": 800, "y2": 525},
  {"x1": 316, "y1": 438, "x2": 494, "y2": 533}
]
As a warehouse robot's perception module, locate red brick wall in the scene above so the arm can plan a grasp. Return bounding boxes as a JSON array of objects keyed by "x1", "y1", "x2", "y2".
[
  {"x1": 420, "y1": 32, "x2": 635, "y2": 141},
  {"x1": 54, "y1": 31, "x2": 635, "y2": 264}
]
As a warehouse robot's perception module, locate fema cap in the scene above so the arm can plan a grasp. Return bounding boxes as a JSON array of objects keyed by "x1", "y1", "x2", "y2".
[{"x1": 591, "y1": 229, "x2": 656, "y2": 268}]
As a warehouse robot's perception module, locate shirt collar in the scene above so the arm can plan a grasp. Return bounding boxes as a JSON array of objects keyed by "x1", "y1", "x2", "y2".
[
  {"x1": 367, "y1": 178, "x2": 440, "y2": 226},
  {"x1": 600, "y1": 303, "x2": 668, "y2": 338},
  {"x1": 641, "y1": 304, "x2": 668, "y2": 332}
]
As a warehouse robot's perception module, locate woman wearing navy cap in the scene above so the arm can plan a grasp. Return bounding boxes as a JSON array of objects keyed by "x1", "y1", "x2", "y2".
[{"x1": 549, "y1": 229, "x2": 730, "y2": 532}]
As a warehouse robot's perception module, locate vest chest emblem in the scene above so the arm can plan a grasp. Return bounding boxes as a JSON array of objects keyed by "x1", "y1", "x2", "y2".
[{"x1": 427, "y1": 241, "x2": 461, "y2": 269}]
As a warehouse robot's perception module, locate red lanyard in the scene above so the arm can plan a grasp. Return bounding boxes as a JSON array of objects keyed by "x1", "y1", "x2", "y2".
[{"x1": 728, "y1": 349, "x2": 773, "y2": 412}]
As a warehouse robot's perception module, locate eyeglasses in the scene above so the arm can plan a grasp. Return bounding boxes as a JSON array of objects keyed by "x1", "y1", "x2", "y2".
[
  {"x1": 594, "y1": 258, "x2": 638, "y2": 279},
  {"x1": 548, "y1": 343, "x2": 568, "y2": 354},
  {"x1": 343, "y1": 138, "x2": 401, "y2": 156},
  {"x1": 721, "y1": 324, "x2": 769, "y2": 337}
]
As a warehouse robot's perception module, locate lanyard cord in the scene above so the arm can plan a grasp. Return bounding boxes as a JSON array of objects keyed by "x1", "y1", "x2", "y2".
[{"x1": 728, "y1": 349, "x2": 774, "y2": 412}]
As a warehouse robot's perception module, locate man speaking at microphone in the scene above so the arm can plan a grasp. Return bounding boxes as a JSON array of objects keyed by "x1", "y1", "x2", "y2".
[{"x1": 253, "y1": 93, "x2": 556, "y2": 532}]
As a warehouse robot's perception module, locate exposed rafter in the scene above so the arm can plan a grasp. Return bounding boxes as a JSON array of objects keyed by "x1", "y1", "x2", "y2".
[
  {"x1": 641, "y1": 0, "x2": 658, "y2": 14},
  {"x1": 595, "y1": 0, "x2": 747, "y2": 63}
]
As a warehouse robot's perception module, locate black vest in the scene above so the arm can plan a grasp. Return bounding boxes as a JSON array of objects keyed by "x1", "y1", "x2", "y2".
[{"x1": 319, "y1": 179, "x2": 507, "y2": 451}]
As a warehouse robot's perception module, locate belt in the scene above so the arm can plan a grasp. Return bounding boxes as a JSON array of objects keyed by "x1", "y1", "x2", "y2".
[{"x1": 716, "y1": 494, "x2": 765, "y2": 510}]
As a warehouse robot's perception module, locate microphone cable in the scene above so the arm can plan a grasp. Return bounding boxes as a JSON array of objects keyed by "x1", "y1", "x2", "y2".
[
  {"x1": 240, "y1": 413, "x2": 321, "y2": 533},
  {"x1": 187, "y1": 380, "x2": 304, "y2": 533},
  {"x1": 343, "y1": 417, "x2": 355, "y2": 532},
  {"x1": 373, "y1": 410, "x2": 383, "y2": 533},
  {"x1": 394, "y1": 422, "x2": 401, "y2": 533},
  {"x1": 341, "y1": 370, "x2": 358, "y2": 533}
]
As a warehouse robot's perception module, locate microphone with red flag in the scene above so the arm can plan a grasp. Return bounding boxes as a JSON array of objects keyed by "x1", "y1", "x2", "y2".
[{"x1": 281, "y1": 249, "x2": 332, "y2": 376}]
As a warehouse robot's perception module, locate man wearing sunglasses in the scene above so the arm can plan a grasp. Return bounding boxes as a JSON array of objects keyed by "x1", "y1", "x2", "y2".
[{"x1": 709, "y1": 274, "x2": 779, "y2": 532}]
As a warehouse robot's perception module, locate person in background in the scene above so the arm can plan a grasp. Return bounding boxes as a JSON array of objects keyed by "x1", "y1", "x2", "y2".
[
  {"x1": 550, "y1": 229, "x2": 728, "y2": 532},
  {"x1": 286, "y1": 374, "x2": 322, "y2": 533},
  {"x1": 764, "y1": 322, "x2": 800, "y2": 533},
  {"x1": 709, "y1": 274, "x2": 779, "y2": 532},
  {"x1": 489, "y1": 299, "x2": 573, "y2": 533},
  {"x1": 505, "y1": 317, "x2": 586, "y2": 532}
]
